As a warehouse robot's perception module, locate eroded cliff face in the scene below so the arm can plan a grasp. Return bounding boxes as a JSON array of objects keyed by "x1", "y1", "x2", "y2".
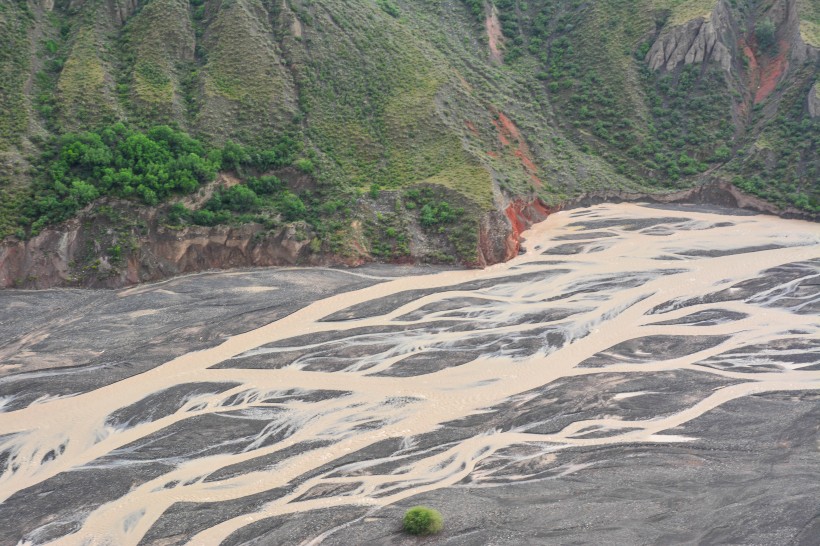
[
  {"x1": 0, "y1": 204, "x2": 321, "y2": 289},
  {"x1": 0, "y1": 187, "x2": 557, "y2": 288},
  {"x1": 646, "y1": 1, "x2": 736, "y2": 72},
  {"x1": 6, "y1": 181, "x2": 812, "y2": 290}
]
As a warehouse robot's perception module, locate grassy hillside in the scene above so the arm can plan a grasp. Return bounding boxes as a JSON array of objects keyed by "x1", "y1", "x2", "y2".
[
  {"x1": 123, "y1": 0, "x2": 195, "y2": 123},
  {"x1": 799, "y1": 0, "x2": 820, "y2": 47},
  {"x1": 469, "y1": 0, "x2": 818, "y2": 210},
  {"x1": 0, "y1": 0, "x2": 817, "y2": 254}
]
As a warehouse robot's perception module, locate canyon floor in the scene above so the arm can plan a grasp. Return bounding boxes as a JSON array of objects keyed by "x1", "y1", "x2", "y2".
[{"x1": 0, "y1": 203, "x2": 818, "y2": 545}]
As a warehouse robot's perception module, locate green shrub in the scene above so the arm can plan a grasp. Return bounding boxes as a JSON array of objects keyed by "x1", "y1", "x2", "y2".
[
  {"x1": 755, "y1": 19, "x2": 776, "y2": 51},
  {"x1": 221, "y1": 185, "x2": 259, "y2": 212},
  {"x1": 22, "y1": 123, "x2": 221, "y2": 234},
  {"x1": 402, "y1": 506, "x2": 443, "y2": 536},
  {"x1": 279, "y1": 191, "x2": 306, "y2": 221},
  {"x1": 376, "y1": 0, "x2": 400, "y2": 17},
  {"x1": 192, "y1": 209, "x2": 231, "y2": 226},
  {"x1": 221, "y1": 140, "x2": 251, "y2": 172},
  {"x1": 167, "y1": 203, "x2": 190, "y2": 225},
  {"x1": 247, "y1": 175, "x2": 281, "y2": 195},
  {"x1": 294, "y1": 158, "x2": 314, "y2": 174},
  {"x1": 712, "y1": 145, "x2": 731, "y2": 162}
]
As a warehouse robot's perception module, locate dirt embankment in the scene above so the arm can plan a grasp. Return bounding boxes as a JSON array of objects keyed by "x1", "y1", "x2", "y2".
[
  {"x1": 0, "y1": 199, "x2": 366, "y2": 289},
  {"x1": 561, "y1": 179, "x2": 817, "y2": 221},
  {"x1": 1, "y1": 181, "x2": 815, "y2": 290}
]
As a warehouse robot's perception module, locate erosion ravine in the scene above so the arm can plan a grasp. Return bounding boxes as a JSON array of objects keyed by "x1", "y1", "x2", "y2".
[{"x1": 1, "y1": 203, "x2": 819, "y2": 545}]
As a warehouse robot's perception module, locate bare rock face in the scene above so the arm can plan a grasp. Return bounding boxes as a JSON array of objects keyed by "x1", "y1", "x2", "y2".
[
  {"x1": 809, "y1": 82, "x2": 820, "y2": 118},
  {"x1": 772, "y1": 0, "x2": 820, "y2": 65},
  {"x1": 646, "y1": 1, "x2": 734, "y2": 72},
  {"x1": 104, "y1": 0, "x2": 140, "y2": 26},
  {"x1": 477, "y1": 198, "x2": 554, "y2": 267},
  {"x1": 0, "y1": 203, "x2": 317, "y2": 289},
  {"x1": 477, "y1": 210, "x2": 516, "y2": 267}
]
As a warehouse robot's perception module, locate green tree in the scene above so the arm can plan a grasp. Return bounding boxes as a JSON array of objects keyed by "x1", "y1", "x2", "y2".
[
  {"x1": 221, "y1": 140, "x2": 251, "y2": 171},
  {"x1": 222, "y1": 185, "x2": 259, "y2": 212},
  {"x1": 69, "y1": 180, "x2": 99, "y2": 206}
]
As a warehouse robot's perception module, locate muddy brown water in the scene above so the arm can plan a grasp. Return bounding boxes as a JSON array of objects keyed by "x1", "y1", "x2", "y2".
[{"x1": 1, "y1": 203, "x2": 818, "y2": 545}]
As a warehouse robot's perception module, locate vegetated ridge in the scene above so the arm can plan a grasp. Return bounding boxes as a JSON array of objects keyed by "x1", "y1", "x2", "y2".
[{"x1": 0, "y1": 0, "x2": 817, "y2": 287}]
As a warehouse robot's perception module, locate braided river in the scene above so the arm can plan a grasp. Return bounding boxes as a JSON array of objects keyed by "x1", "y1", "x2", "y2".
[{"x1": 1, "y1": 203, "x2": 818, "y2": 545}]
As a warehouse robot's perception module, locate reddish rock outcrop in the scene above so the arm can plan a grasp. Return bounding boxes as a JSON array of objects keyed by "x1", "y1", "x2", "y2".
[{"x1": 477, "y1": 198, "x2": 554, "y2": 266}]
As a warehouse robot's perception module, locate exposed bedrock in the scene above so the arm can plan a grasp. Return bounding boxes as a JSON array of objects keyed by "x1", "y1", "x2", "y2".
[
  {"x1": 0, "y1": 208, "x2": 321, "y2": 289},
  {"x1": 478, "y1": 198, "x2": 554, "y2": 267},
  {"x1": 646, "y1": 0, "x2": 817, "y2": 79},
  {"x1": 646, "y1": 0, "x2": 735, "y2": 72},
  {"x1": 810, "y1": 81, "x2": 820, "y2": 118}
]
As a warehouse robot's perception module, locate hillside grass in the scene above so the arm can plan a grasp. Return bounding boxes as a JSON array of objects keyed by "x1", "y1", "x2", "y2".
[
  {"x1": 798, "y1": 0, "x2": 820, "y2": 47},
  {"x1": 0, "y1": 1, "x2": 31, "y2": 152},
  {"x1": 2, "y1": 0, "x2": 817, "y2": 246},
  {"x1": 121, "y1": 0, "x2": 194, "y2": 122},
  {"x1": 196, "y1": 0, "x2": 296, "y2": 145},
  {"x1": 57, "y1": 27, "x2": 117, "y2": 128},
  {"x1": 657, "y1": 0, "x2": 718, "y2": 26},
  {"x1": 453, "y1": 0, "x2": 816, "y2": 214},
  {"x1": 292, "y1": 0, "x2": 494, "y2": 208}
]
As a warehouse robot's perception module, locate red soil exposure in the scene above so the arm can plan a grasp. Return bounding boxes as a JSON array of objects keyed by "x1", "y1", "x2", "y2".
[
  {"x1": 514, "y1": 149, "x2": 535, "y2": 169},
  {"x1": 495, "y1": 111, "x2": 523, "y2": 140},
  {"x1": 486, "y1": 150, "x2": 499, "y2": 158},
  {"x1": 485, "y1": 5, "x2": 503, "y2": 63},
  {"x1": 496, "y1": 198, "x2": 556, "y2": 260},
  {"x1": 492, "y1": 116, "x2": 512, "y2": 146},
  {"x1": 754, "y1": 39, "x2": 789, "y2": 104},
  {"x1": 504, "y1": 198, "x2": 553, "y2": 243},
  {"x1": 740, "y1": 36, "x2": 790, "y2": 107},
  {"x1": 738, "y1": 40, "x2": 759, "y2": 117},
  {"x1": 491, "y1": 109, "x2": 543, "y2": 187},
  {"x1": 742, "y1": 41, "x2": 759, "y2": 74},
  {"x1": 464, "y1": 120, "x2": 479, "y2": 136}
]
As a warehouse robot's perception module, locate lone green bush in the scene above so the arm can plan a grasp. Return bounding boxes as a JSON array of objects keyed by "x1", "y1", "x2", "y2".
[
  {"x1": 755, "y1": 19, "x2": 776, "y2": 51},
  {"x1": 402, "y1": 506, "x2": 443, "y2": 536}
]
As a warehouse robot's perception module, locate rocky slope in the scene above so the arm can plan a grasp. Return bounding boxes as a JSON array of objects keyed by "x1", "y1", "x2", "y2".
[{"x1": 0, "y1": 0, "x2": 817, "y2": 287}]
